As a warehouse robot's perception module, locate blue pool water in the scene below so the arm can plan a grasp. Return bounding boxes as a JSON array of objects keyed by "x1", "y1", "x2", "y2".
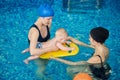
[{"x1": 0, "y1": 0, "x2": 120, "y2": 80}]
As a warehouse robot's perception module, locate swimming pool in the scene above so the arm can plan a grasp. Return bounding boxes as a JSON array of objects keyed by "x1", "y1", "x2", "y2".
[{"x1": 0, "y1": 0, "x2": 120, "y2": 80}]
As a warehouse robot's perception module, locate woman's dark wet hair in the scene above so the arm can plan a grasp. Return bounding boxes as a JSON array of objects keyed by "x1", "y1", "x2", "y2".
[{"x1": 90, "y1": 27, "x2": 109, "y2": 44}]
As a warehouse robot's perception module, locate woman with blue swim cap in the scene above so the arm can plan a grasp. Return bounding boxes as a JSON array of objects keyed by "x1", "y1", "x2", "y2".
[
  {"x1": 27, "y1": 4, "x2": 55, "y2": 55},
  {"x1": 22, "y1": 4, "x2": 56, "y2": 79}
]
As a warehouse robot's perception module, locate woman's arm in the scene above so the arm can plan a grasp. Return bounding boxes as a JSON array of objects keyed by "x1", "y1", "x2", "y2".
[
  {"x1": 51, "y1": 57, "x2": 89, "y2": 65},
  {"x1": 67, "y1": 36, "x2": 94, "y2": 48},
  {"x1": 29, "y1": 28, "x2": 56, "y2": 56}
]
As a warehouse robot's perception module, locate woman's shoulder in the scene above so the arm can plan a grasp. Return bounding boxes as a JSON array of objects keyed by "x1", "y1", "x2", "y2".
[
  {"x1": 97, "y1": 44, "x2": 109, "y2": 54},
  {"x1": 29, "y1": 27, "x2": 39, "y2": 33},
  {"x1": 28, "y1": 27, "x2": 39, "y2": 39},
  {"x1": 101, "y1": 45, "x2": 109, "y2": 56}
]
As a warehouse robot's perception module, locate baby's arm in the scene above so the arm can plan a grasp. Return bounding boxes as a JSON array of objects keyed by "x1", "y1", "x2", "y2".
[
  {"x1": 67, "y1": 36, "x2": 94, "y2": 48},
  {"x1": 64, "y1": 40, "x2": 71, "y2": 44},
  {"x1": 56, "y1": 42, "x2": 75, "y2": 51},
  {"x1": 51, "y1": 57, "x2": 88, "y2": 65}
]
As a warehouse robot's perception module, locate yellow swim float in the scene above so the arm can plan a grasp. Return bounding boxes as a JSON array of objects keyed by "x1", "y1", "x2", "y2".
[{"x1": 40, "y1": 42, "x2": 79, "y2": 59}]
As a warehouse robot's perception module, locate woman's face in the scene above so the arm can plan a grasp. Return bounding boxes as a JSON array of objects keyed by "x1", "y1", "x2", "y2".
[{"x1": 42, "y1": 17, "x2": 53, "y2": 26}]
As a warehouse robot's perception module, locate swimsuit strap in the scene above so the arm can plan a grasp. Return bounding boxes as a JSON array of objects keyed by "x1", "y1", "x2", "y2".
[
  {"x1": 96, "y1": 55, "x2": 104, "y2": 67},
  {"x1": 33, "y1": 24, "x2": 40, "y2": 33},
  {"x1": 33, "y1": 24, "x2": 50, "y2": 42},
  {"x1": 28, "y1": 24, "x2": 50, "y2": 44}
]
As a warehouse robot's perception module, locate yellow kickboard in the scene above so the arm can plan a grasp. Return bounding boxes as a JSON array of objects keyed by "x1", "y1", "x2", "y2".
[{"x1": 40, "y1": 42, "x2": 79, "y2": 59}]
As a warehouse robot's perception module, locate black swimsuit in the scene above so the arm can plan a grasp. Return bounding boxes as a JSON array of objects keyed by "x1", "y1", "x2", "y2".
[
  {"x1": 90, "y1": 55, "x2": 111, "y2": 80},
  {"x1": 28, "y1": 24, "x2": 50, "y2": 44}
]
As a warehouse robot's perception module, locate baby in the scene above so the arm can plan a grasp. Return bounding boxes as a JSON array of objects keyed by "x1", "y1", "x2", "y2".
[{"x1": 22, "y1": 28, "x2": 75, "y2": 64}]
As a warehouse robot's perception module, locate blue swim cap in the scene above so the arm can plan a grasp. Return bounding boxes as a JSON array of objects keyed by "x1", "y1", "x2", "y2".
[{"x1": 38, "y1": 4, "x2": 54, "y2": 17}]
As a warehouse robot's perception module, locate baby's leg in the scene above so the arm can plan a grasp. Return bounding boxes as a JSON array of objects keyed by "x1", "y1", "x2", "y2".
[
  {"x1": 21, "y1": 48, "x2": 30, "y2": 53},
  {"x1": 24, "y1": 55, "x2": 39, "y2": 64}
]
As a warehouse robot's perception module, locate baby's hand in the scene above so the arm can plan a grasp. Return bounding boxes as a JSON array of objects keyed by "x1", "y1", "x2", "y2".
[
  {"x1": 66, "y1": 41, "x2": 71, "y2": 44},
  {"x1": 68, "y1": 47, "x2": 76, "y2": 53}
]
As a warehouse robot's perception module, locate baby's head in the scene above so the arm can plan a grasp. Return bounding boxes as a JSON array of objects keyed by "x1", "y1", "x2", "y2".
[
  {"x1": 90, "y1": 27, "x2": 109, "y2": 44},
  {"x1": 55, "y1": 28, "x2": 68, "y2": 41}
]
